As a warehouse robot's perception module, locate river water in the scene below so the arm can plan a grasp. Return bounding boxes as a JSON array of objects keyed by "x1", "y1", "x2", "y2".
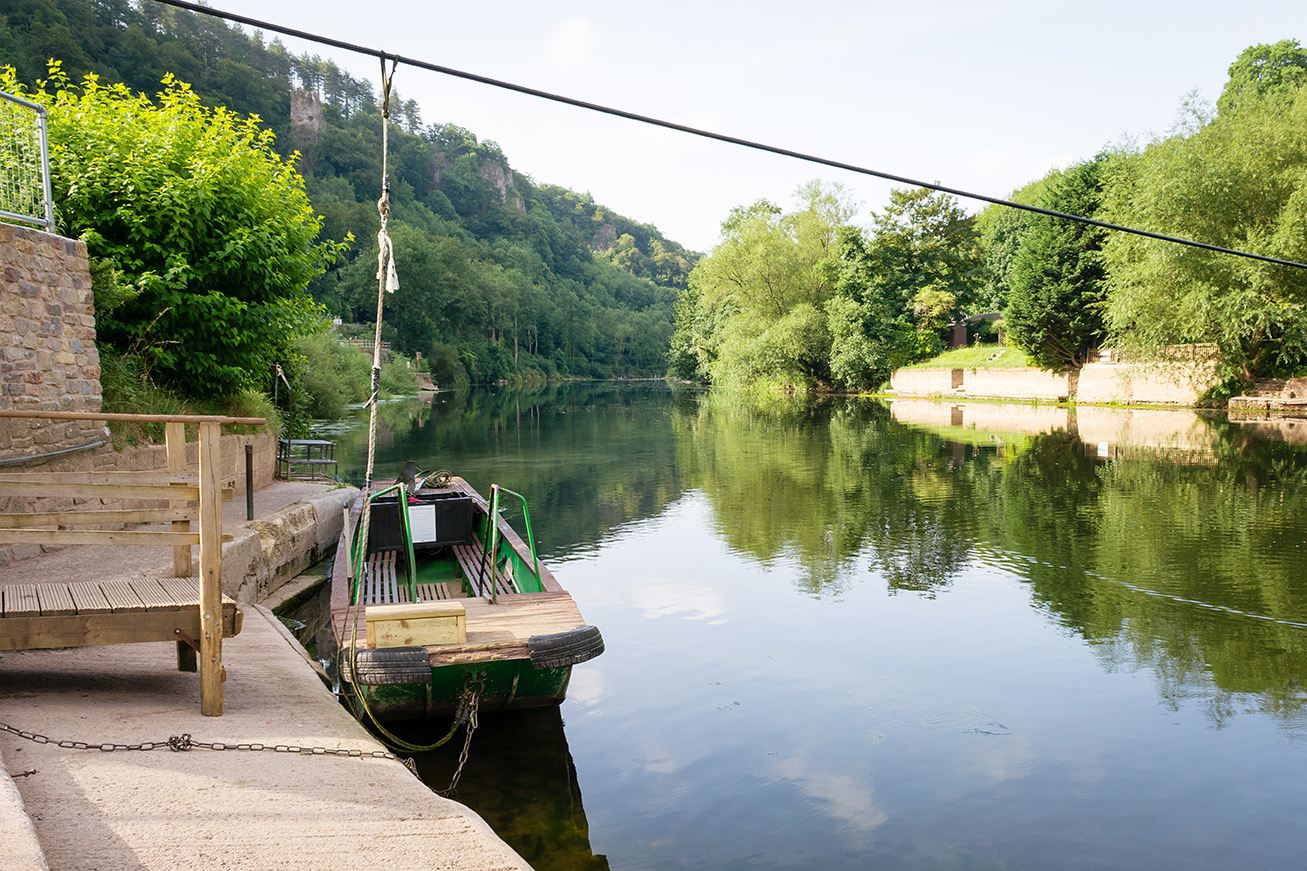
[{"x1": 324, "y1": 383, "x2": 1307, "y2": 870}]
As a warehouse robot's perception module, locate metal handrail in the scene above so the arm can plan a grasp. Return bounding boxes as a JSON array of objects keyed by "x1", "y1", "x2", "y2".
[
  {"x1": 0, "y1": 90, "x2": 55, "y2": 233},
  {"x1": 352, "y1": 484, "x2": 418, "y2": 604},
  {"x1": 495, "y1": 486, "x2": 540, "y2": 584}
]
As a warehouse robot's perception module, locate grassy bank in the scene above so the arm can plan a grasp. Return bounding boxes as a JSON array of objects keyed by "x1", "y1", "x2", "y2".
[{"x1": 902, "y1": 346, "x2": 1033, "y2": 369}]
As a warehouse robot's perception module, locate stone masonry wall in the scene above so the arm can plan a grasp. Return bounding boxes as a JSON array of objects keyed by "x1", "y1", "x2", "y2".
[
  {"x1": 0, "y1": 223, "x2": 103, "y2": 457},
  {"x1": 0, "y1": 223, "x2": 278, "y2": 568}
]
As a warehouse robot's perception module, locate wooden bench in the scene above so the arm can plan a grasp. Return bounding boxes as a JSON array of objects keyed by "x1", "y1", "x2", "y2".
[{"x1": 452, "y1": 541, "x2": 519, "y2": 598}]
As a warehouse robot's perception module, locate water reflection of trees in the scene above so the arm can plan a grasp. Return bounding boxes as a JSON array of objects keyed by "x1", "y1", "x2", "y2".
[
  {"x1": 678, "y1": 390, "x2": 1307, "y2": 727},
  {"x1": 330, "y1": 383, "x2": 690, "y2": 558},
  {"x1": 328, "y1": 385, "x2": 1307, "y2": 726},
  {"x1": 673, "y1": 391, "x2": 985, "y2": 596}
]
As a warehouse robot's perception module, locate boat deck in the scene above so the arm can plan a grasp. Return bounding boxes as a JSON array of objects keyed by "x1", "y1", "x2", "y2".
[
  {"x1": 331, "y1": 480, "x2": 587, "y2": 666},
  {"x1": 332, "y1": 590, "x2": 586, "y2": 666}
]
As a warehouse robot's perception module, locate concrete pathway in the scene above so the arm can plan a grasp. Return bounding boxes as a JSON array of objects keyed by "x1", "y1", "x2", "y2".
[{"x1": 1, "y1": 482, "x2": 532, "y2": 871}]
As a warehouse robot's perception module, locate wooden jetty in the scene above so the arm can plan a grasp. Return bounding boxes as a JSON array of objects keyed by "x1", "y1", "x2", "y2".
[{"x1": 0, "y1": 411, "x2": 263, "y2": 715}]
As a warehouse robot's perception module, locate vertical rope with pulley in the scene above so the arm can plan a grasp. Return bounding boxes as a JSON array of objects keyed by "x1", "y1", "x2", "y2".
[{"x1": 340, "y1": 59, "x2": 481, "y2": 768}]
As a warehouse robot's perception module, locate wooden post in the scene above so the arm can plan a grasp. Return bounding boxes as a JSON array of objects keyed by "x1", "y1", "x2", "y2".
[
  {"x1": 198, "y1": 421, "x2": 224, "y2": 716},
  {"x1": 166, "y1": 422, "x2": 190, "y2": 577},
  {"x1": 166, "y1": 423, "x2": 196, "y2": 672}
]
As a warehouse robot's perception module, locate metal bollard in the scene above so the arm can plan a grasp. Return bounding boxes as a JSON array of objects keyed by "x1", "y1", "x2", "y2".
[{"x1": 245, "y1": 443, "x2": 254, "y2": 521}]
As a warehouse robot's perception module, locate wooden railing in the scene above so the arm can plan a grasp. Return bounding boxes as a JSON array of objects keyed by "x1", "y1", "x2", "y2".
[{"x1": 0, "y1": 411, "x2": 264, "y2": 715}]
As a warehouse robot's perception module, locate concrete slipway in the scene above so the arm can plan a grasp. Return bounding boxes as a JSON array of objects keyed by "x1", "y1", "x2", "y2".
[{"x1": 0, "y1": 481, "x2": 532, "y2": 871}]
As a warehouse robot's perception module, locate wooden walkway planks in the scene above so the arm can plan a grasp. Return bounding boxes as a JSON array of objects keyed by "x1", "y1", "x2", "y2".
[
  {"x1": 35, "y1": 584, "x2": 76, "y2": 617},
  {"x1": 0, "y1": 576, "x2": 242, "y2": 651},
  {"x1": 68, "y1": 582, "x2": 113, "y2": 615},
  {"x1": 2, "y1": 584, "x2": 39, "y2": 618}
]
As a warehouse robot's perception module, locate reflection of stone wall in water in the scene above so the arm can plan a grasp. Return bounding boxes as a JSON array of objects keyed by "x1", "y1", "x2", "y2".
[
  {"x1": 889, "y1": 399, "x2": 1068, "y2": 437},
  {"x1": 889, "y1": 400, "x2": 1226, "y2": 462}
]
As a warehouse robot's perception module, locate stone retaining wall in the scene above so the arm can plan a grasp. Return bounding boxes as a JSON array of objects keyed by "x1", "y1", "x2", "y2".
[
  {"x1": 1076, "y1": 361, "x2": 1216, "y2": 405},
  {"x1": 890, "y1": 359, "x2": 1218, "y2": 405},
  {"x1": 0, "y1": 224, "x2": 102, "y2": 458}
]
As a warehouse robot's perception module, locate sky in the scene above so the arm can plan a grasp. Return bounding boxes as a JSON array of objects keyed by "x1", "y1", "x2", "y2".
[{"x1": 211, "y1": 0, "x2": 1307, "y2": 253}]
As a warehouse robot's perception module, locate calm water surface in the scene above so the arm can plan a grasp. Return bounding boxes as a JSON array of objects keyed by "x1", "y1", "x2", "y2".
[{"x1": 328, "y1": 384, "x2": 1307, "y2": 870}]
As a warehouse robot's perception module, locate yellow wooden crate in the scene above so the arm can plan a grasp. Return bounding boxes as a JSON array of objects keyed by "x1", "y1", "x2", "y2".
[{"x1": 365, "y1": 601, "x2": 467, "y2": 648}]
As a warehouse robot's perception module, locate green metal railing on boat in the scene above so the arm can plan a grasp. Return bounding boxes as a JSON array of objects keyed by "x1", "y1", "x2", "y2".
[
  {"x1": 481, "y1": 484, "x2": 541, "y2": 603},
  {"x1": 350, "y1": 483, "x2": 419, "y2": 605},
  {"x1": 350, "y1": 481, "x2": 542, "y2": 605}
]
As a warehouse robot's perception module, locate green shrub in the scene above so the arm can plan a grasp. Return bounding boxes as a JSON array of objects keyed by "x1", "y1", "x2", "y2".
[{"x1": 292, "y1": 331, "x2": 370, "y2": 419}]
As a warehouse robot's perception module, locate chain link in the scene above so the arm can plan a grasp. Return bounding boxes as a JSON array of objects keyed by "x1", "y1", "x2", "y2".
[
  {"x1": 440, "y1": 674, "x2": 482, "y2": 796},
  {"x1": 1, "y1": 721, "x2": 402, "y2": 762}
]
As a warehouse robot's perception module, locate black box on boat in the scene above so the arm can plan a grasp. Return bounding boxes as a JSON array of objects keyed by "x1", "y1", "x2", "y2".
[{"x1": 369, "y1": 491, "x2": 474, "y2": 552}]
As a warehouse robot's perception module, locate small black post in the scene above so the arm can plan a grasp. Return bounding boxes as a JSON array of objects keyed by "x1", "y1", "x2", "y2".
[{"x1": 245, "y1": 443, "x2": 254, "y2": 521}]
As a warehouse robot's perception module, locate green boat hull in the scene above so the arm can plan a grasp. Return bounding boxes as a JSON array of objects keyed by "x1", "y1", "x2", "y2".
[{"x1": 347, "y1": 658, "x2": 573, "y2": 721}]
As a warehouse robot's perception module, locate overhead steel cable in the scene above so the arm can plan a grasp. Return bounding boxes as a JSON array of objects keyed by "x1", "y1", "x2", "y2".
[{"x1": 149, "y1": 0, "x2": 1307, "y2": 270}]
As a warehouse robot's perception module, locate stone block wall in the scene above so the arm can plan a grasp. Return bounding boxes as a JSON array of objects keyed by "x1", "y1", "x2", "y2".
[
  {"x1": 0, "y1": 223, "x2": 278, "y2": 568},
  {"x1": 889, "y1": 368, "x2": 958, "y2": 396},
  {"x1": 1076, "y1": 361, "x2": 1218, "y2": 405},
  {"x1": 0, "y1": 223, "x2": 103, "y2": 458}
]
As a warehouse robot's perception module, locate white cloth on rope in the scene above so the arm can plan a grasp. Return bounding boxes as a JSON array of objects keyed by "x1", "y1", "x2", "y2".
[{"x1": 376, "y1": 221, "x2": 399, "y2": 293}]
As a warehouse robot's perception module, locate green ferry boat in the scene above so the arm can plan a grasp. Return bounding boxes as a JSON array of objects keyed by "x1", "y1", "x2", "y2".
[{"x1": 330, "y1": 474, "x2": 603, "y2": 722}]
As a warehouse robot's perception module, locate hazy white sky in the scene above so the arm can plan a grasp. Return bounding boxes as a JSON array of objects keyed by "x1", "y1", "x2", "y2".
[{"x1": 214, "y1": 0, "x2": 1305, "y2": 252}]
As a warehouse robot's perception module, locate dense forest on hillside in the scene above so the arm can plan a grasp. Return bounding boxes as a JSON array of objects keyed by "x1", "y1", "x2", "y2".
[{"x1": 2, "y1": 0, "x2": 696, "y2": 388}]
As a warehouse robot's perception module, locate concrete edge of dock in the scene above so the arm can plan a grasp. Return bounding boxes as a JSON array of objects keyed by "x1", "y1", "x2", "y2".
[{"x1": 0, "y1": 763, "x2": 47, "y2": 871}]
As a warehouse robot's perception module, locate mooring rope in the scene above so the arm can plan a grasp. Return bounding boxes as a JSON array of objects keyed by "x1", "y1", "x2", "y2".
[
  {"x1": 355, "y1": 55, "x2": 400, "y2": 589},
  {"x1": 330, "y1": 61, "x2": 482, "y2": 777}
]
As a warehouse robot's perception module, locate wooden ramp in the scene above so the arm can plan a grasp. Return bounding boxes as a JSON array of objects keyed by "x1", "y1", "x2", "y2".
[{"x1": 0, "y1": 576, "x2": 242, "y2": 652}]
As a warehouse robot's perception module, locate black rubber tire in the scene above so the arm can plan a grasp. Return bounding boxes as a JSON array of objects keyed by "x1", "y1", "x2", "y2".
[
  {"x1": 343, "y1": 647, "x2": 432, "y2": 686},
  {"x1": 528, "y1": 625, "x2": 605, "y2": 670}
]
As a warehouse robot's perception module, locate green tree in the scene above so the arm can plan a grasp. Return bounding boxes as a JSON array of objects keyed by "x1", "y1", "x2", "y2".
[
  {"x1": 1217, "y1": 39, "x2": 1307, "y2": 115},
  {"x1": 5, "y1": 65, "x2": 345, "y2": 395},
  {"x1": 863, "y1": 188, "x2": 985, "y2": 330},
  {"x1": 673, "y1": 182, "x2": 853, "y2": 387},
  {"x1": 1004, "y1": 157, "x2": 1109, "y2": 370},
  {"x1": 824, "y1": 227, "x2": 917, "y2": 391},
  {"x1": 1102, "y1": 57, "x2": 1307, "y2": 382},
  {"x1": 974, "y1": 175, "x2": 1053, "y2": 314}
]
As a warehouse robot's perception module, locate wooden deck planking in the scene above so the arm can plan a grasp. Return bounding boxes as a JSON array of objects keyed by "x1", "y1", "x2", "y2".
[
  {"x1": 4, "y1": 584, "x2": 39, "y2": 618},
  {"x1": 67, "y1": 582, "x2": 113, "y2": 615},
  {"x1": 414, "y1": 582, "x2": 460, "y2": 601},
  {"x1": 99, "y1": 580, "x2": 147, "y2": 613},
  {"x1": 130, "y1": 578, "x2": 177, "y2": 612},
  {"x1": 333, "y1": 590, "x2": 585, "y2": 662},
  {"x1": 155, "y1": 576, "x2": 202, "y2": 605},
  {"x1": 452, "y1": 543, "x2": 519, "y2": 598},
  {"x1": 0, "y1": 576, "x2": 242, "y2": 651},
  {"x1": 35, "y1": 584, "x2": 77, "y2": 617}
]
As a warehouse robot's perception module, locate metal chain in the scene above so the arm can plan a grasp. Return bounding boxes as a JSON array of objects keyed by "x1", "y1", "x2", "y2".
[
  {"x1": 440, "y1": 676, "x2": 482, "y2": 796},
  {"x1": 0, "y1": 721, "x2": 402, "y2": 761}
]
